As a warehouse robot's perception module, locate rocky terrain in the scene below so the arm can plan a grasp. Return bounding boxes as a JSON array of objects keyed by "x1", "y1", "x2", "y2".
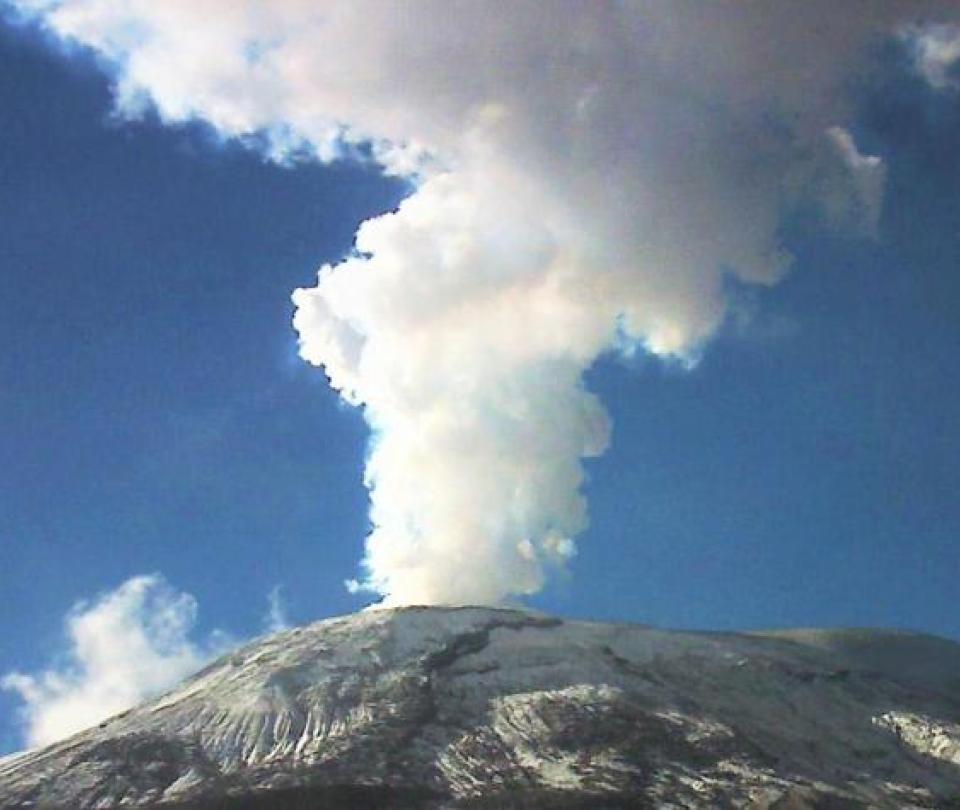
[{"x1": 1, "y1": 606, "x2": 959, "y2": 808}]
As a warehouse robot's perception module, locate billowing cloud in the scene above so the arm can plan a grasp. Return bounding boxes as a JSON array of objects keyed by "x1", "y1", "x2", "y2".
[
  {"x1": 13, "y1": 1, "x2": 960, "y2": 605},
  {"x1": 2, "y1": 575, "x2": 224, "y2": 747}
]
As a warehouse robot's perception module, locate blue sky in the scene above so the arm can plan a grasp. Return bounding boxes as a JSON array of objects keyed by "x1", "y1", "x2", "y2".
[{"x1": 1, "y1": 6, "x2": 959, "y2": 752}]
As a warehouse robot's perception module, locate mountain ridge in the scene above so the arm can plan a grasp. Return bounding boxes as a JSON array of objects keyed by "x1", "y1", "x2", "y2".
[{"x1": 2, "y1": 605, "x2": 959, "y2": 808}]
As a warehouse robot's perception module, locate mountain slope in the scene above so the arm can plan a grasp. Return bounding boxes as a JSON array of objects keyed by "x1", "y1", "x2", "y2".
[{"x1": 1, "y1": 606, "x2": 959, "y2": 808}]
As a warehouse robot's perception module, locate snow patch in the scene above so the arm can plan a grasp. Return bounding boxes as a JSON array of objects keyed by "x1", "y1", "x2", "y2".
[{"x1": 874, "y1": 710, "x2": 960, "y2": 766}]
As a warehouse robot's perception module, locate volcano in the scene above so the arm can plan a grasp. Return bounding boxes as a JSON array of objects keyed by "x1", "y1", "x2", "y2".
[{"x1": 1, "y1": 606, "x2": 959, "y2": 808}]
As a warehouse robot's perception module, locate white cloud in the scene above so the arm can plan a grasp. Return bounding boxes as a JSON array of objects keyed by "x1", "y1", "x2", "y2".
[
  {"x1": 263, "y1": 585, "x2": 289, "y2": 634},
  {"x1": 905, "y1": 23, "x2": 960, "y2": 89},
  {"x1": 2, "y1": 575, "x2": 225, "y2": 748},
  {"x1": 14, "y1": 1, "x2": 960, "y2": 606}
]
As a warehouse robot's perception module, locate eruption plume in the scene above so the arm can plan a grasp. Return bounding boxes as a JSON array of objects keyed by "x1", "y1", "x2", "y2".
[{"x1": 14, "y1": 0, "x2": 960, "y2": 604}]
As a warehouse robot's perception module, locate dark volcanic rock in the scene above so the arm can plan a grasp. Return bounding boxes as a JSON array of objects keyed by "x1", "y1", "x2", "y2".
[{"x1": 1, "y1": 607, "x2": 959, "y2": 808}]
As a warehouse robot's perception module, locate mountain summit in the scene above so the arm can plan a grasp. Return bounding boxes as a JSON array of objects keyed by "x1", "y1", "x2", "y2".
[{"x1": 1, "y1": 606, "x2": 959, "y2": 808}]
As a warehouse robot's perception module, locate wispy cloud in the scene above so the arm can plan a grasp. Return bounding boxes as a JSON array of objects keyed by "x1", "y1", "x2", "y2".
[
  {"x1": 2, "y1": 574, "x2": 228, "y2": 748},
  {"x1": 905, "y1": 23, "x2": 960, "y2": 89},
  {"x1": 263, "y1": 584, "x2": 289, "y2": 634},
  {"x1": 820, "y1": 127, "x2": 888, "y2": 236}
]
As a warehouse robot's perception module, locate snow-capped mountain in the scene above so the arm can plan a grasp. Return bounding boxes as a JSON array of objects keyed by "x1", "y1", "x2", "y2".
[{"x1": 1, "y1": 606, "x2": 959, "y2": 808}]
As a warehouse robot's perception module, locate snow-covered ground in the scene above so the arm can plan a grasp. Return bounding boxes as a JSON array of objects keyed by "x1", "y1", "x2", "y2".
[{"x1": 1, "y1": 606, "x2": 959, "y2": 807}]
